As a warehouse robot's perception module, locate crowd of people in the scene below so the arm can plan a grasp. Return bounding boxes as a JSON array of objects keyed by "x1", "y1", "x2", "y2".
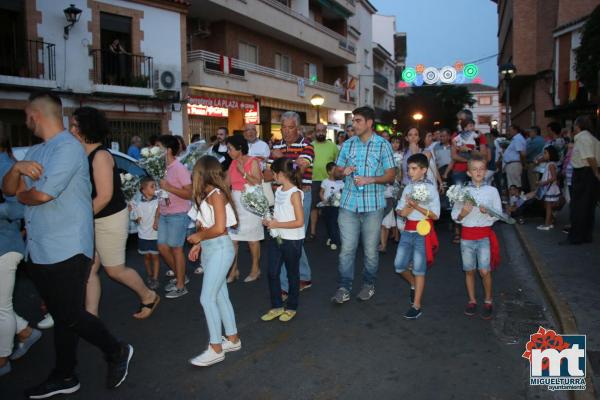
[{"x1": 0, "y1": 91, "x2": 598, "y2": 398}]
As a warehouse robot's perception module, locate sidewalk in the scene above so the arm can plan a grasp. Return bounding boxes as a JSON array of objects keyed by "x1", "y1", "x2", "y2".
[{"x1": 514, "y1": 206, "x2": 599, "y2": 396}]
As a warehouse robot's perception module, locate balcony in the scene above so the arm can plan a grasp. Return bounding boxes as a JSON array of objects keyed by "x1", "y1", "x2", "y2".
[
  {"x1": 90, "y1": 49, "x2": 154, "y2": 96},
  {"x1": 188, "y1": 50, "x2": 353, "y2": 110},
  {"x1": 189, "y1": 0, "x2": 356, "y2": 64},
  {"x1": 374, "y1": 71, "x2": 389, "y2": 90},
  {"x1": 0, "y1": 40, "x2": 57, "y2": 88}
]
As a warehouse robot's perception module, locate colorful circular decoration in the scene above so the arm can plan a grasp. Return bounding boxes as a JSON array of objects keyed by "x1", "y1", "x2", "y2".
[
  {"x1": 414, "y1": 75, "x2": 424, "y2": 86},
  {"x1": 416, "y1": 220, "x2": 431, "y2": 236},
  {"x1": 415, "y1": 64, "x2": 425, "y2": 74},
  {"x1": 439, "y1": 66, "x2": 457, "y2": 84},
  {"x1": 463, "y1": 63, "x2": 479, "y2": 79},
  {"x1": 423, "y1": 67, "x2": 440, "y2": 84},
  {"x1": 454, "y1": 61, "x2": 464, "y2": 72},
  {"x1": 455, "y1": 72, "x2": 465, "y2": 84},
  {"x1": 402, "y1": 67, "x2": 417, "y2": 83}
]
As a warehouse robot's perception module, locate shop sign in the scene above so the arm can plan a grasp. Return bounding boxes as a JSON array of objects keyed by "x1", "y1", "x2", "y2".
[{"x1": 187, "y1": 96, "x2": 259, "y2": 122}]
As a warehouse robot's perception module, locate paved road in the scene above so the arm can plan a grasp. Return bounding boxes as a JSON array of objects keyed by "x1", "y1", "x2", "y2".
[{"x1": 2, "y1": 219, "x2": 566, "y2": 399}]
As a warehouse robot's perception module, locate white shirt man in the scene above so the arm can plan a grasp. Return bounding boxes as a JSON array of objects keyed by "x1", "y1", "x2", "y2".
[{"x1": 243, "y1": 124, "x2": 270, "y2": 167}]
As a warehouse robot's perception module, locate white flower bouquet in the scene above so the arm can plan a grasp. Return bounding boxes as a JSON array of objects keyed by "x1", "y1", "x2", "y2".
[
  {"x1": 409, "y1": 183, "x2": 431, "y2": 203},
  {"x1": 120, "y1": 173, "x2": 140, "y2": 201},
  {"x1": 317, "y1": 191, "x2": 342, "y2": 208},
  {"x1": 447, "y1": 184, "x2": 515, "y2": 224},
  {"x1": 180, "y1": 141, "x2": 218, "y2": 171},
  {"x1": 138, "y1": 146, "x2": 168, "y2": 203},
  {"x1": 240, "y1": 184, "x2": 282, "y2": 244}
]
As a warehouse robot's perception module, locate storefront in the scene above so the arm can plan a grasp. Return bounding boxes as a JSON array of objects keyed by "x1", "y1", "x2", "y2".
[{"x1": 187, "y1": 93, "x2": 259, "y2": 140}]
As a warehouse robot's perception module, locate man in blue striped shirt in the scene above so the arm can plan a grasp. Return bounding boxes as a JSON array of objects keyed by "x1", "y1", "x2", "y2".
[{"x1": 331, "y1": 107, "x2": 396, "y2": 304}]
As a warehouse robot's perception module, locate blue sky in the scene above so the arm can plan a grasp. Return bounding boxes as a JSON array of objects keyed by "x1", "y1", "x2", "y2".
[{"x1": 371, "y1": 0, "x2": 499, "y2": 86}]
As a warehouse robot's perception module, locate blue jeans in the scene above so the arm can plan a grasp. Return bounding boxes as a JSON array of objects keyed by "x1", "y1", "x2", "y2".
[
  {"x1": 157, "y1": 213, "x2": 190, "y2": 248},
  {"x1": 199, "y1": 235, "x2": 237, "y2": 344},
  {"x1": 460, "y1": 238, "x2": 491, "y2": 271},
  {"x1": 322, "y1": 206, "x2": 340, "y2": 246},
  {"x1": 337, "y1": 207, "x2": 384, "y2": 291},
  {"x1": 268, "y1": 239, "x2": 303, "y2": 310},
  {"x1": 280, "y1": 189, "x2": 311, "y2": 291},
  {"x1": 394, "y1": 231, "x2": 427, "y2": 276}
]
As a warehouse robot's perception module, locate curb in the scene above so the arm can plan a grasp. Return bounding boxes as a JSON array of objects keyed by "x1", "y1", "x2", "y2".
[{"x1": 513, "y1": 224, "x2": 597, "y2": 400}]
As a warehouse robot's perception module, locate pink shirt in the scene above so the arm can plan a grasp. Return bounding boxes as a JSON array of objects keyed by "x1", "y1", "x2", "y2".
[
  {"x1": 160, "y1": 159, "x2": 192, "y2": 215},
  {"x1": 228, "y1": 157, "x2": 256, "y2": 191}
]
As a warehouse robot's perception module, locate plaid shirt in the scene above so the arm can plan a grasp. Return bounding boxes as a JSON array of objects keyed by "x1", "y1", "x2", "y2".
[
  {"x1": 337, "y1": 134, "x2": 395, "y2": 212},
  {"x1": 269, "y1": 136, "x2": 314, "y2": 187}
]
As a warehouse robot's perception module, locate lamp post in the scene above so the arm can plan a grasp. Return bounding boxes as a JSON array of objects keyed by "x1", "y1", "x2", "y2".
[
  {"x1": 412, "y1": 112, "x2": 423, "y2": 128},
  {"x1": 310, "y1": 94, "x2": 325, "y2": 124},
  {"x1": 63, "y1": 4, "x2": 82, "y2": 39},
  {"x1": 500, "y1": 63, "x2": 516, "y2": 135}
]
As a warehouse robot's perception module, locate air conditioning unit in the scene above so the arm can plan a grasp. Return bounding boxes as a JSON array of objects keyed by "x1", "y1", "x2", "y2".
[
  {"x1": 189, "y1": 18, "x2": 211, "y2": 38},
  {"x1": 153, "y1": 66, "x2": 181, "y2": 92}
]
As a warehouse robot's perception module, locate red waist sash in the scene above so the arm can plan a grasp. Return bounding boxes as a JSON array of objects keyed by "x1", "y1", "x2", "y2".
[
  {"x1": 461, "y1": 226, "x2": 501, "y2": 270},
  {"x1": 405, "y1": 219, "x2": 438, "y2": 267}
]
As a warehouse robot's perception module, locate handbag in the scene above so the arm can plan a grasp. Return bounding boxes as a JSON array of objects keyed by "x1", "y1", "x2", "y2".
[{"x1": 261, "y1": 180, "x2": 275, "y2": 206}]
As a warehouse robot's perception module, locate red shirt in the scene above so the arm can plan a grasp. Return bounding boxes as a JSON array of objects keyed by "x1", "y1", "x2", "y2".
[{"x1": 451, "y1": 131, "x2": 487, "y2": 172}]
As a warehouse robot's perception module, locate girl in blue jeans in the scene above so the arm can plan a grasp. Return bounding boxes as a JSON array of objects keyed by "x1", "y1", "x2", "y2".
[
  {"x1": 261, "y1": 158, "x2": 306, "y2": 323},
  {"x1": 186, "y1": 156, "x2": 240, "y2": 367}
]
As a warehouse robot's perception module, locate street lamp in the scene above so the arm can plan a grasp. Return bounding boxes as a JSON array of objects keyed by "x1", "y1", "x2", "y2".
[
  {"x1": 500, "y1": 63, "x2": 516, "y2": 135},
  {"x1": 310, "y1": 94, "x2": 325, "y2": 124},
  {"x1": 412, "y1": 112, "x2": 423, "y2": 128},
  {"x1": 63, "y1": 4, "x2": 82, "y2": 39}
]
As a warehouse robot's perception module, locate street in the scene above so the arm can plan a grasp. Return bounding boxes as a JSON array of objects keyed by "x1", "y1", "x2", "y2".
[{"x1": 1, "y1": 221, "x2": 565, "y2": 399}]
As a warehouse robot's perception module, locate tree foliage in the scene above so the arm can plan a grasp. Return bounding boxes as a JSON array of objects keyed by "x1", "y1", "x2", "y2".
[
  {"x1": 394, "y1": 85, "x2": 475, "y2": 132},
  {"x1": 575, "y1": 5, "x2": 600, "y2": 95}
]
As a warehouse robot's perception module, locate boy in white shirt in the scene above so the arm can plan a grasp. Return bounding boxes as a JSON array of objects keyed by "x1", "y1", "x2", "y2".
[
  {"x1": 451, "y1": 154, "x2": 502, "y2": 320},
  {"x1": 320, "y1": 162, "x2": 344, "y2": 251},
  {"x1": 395, "y1": 153, "x2": 440, "y2": 320},
  {"x1": 133, "y1": 177, "x2": 160, "y2": 289}
]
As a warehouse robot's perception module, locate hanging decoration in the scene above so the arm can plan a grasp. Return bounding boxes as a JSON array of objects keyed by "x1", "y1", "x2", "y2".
[{"x1": 400, "y1": 60, "x2": 480, "y2": 86}]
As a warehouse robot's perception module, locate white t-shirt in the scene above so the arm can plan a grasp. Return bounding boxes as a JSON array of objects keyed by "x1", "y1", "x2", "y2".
[
  {"x1": 133, "y1": 197, "x2": 158, "y2": 240},
  {"x1": 320, "y1": 178, "x2": 344, "y2": 201},
  {"x1": 187, "y1": 189, "x2": 237, "y2": 229},
  {"x1": 273, "y1": 186, "x2": 305, "y2": 240},
  {"x1": 248, "y1": 139, "x2": 270, "y2": 159}
]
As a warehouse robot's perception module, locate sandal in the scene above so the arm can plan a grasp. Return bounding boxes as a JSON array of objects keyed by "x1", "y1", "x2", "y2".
[
  {"x1": 305, "y1": 233, "x2": 316, "y2": 242},
  {"x1": 133, "y1": 293, "x2": 161, "y2": 320}
]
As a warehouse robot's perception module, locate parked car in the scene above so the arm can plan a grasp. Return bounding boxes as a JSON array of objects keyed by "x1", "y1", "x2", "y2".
[{"x1": 13, "y1": 147, "x2": 148, "y2": 233}]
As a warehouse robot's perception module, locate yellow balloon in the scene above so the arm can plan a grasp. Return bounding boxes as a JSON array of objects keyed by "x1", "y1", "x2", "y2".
[{"x1": 416, "y1": 220, "x2": 431, "y2": 236}]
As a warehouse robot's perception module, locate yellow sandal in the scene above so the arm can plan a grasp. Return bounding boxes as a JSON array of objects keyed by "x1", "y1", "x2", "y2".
[
  {"x1": 279, "y1": 310, "x2": 296, "y2": 322},
  {"x1": 261, "y1": 308, "x2": 284, "y2": 321}
]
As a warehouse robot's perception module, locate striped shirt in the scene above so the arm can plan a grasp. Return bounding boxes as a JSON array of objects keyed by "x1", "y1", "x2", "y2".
[
  {"x1": 336, "y1": 134, "x2": 395, "y2": 213},
  {"x1": 269, "y1": 136, "x2": 314, "y2": 187}
]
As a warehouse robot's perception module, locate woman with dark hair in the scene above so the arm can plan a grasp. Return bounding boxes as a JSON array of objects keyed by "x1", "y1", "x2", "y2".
[
  {"x1": 0, "y1": 130, "x2": 41, "y2": 376},
  {"x1": 175, "y1": 135, "x2": 187, "y2": 157},
  {"x1": 155, "y1": 134, "x2": 192, "y2": 298},
  {"x1": 226, "y1": 134, "x2": 264, "y2": 283},
  {"x1": 70, "y1": 107, "x2": 159, "y2": 319}
]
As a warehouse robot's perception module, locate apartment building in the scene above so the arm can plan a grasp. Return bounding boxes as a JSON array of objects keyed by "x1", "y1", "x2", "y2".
[
  {"x1": 371, "y1": 14, "x2": 396, "y2": 125},
  {"x1": 493, "y1": 0, "x2": 599, "y2": 129},
  {"x1": 463, "y1": 83, "x2": 501, "y2": 133},
  {"x1": 346, "y1": 0, "x2": 376, "y2": 110},
  {"x1": 0, "y1": 0, "x2": 188, "y2": 150},
  {"x1": 186, "y1": 0, "x2": 358, "y2": 140}
]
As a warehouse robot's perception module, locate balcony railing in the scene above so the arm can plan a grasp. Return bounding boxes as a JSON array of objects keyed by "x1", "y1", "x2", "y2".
[
  {"x1": 258, "y1": 0, "x2": 356, "y2": 55},
  {"x1": 189, "y1": 50, "x2": 344, "y2": 95},
  {"x1": 374, "y1": 71, "x2": 388, "y2": 89},
  {"x1": 91, "y1": 49, "x2": 153, "y2": 88},
  {"x1": 0, "y1": 39, "x2": 56, "y2": 80}
]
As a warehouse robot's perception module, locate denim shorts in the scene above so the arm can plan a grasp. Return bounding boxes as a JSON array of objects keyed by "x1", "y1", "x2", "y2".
[
  {"x1": 393, "y1": 231, "x2": 427, "y2": 276},
  {"x1": 157, "y1": 212, "x2": 190, "y2": 248},
  {"x1": 460, "y1": 238, "x2": 491, "y2": 271}
]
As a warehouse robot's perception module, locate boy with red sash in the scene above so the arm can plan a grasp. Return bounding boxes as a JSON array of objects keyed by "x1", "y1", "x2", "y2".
[
  {"x1": 451, "y1": 154, "x2": 502, "y2": 320},
  {"x1": 394, "y1": 153, "x2": 440, "y2": 320}
]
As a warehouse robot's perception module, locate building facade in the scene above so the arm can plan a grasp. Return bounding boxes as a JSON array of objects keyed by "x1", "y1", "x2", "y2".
[
  {"x1": 347, "y1": 0, "x2": 376, "y2": 109},
  {"x1": 371, "y1": 14, "x2": 396, "y2": 125},
  {"x1": 186, "y1": 0, "x2": 358, "y2": 140},
  {"x1": 463, "y1": 83, "x2": 501, "y2": 133},
  {"x1": 0, "y1": 0, "x2": 188, "y2": 150}
]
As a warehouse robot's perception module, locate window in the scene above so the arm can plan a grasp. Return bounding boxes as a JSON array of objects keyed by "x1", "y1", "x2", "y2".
[
  {"x1": 478, "y1": 115, "x2": 492, "y2": 125},
  {"x1": 364, "y1": 88, "x2": 370, "y2": 105},
  {"x1": 238, "y1": 42, "x2": 258, "y2": 64},
  {"x1": 304, "y1": 62, "x2": 317, "y2": 80},
  {"x1": 275, "y1": 53, "x2": 291, "y2": 73},
  {"x1": 478, "y1": 96, "x2": 492, "y2": 105},
  {"x1": 364, "y1": 49, "x2": 370, "y2": 68}
]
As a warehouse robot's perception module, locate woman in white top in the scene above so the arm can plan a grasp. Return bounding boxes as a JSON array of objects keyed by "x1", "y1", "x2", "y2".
[
  {"x1": 260, "y1": 158, "x2": 305, "y2": 323},
  {"x1": 186, "y1": 156, "x2": 241, "y2": 368}
]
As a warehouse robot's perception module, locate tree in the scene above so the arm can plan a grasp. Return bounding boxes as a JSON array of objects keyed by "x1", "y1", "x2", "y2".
[
  {"x1": 394, "y1": 85, "x2": 475, "y2": 132},
  {"x1": 575, "y1": 5, "x2": 600, "y2": 96}
]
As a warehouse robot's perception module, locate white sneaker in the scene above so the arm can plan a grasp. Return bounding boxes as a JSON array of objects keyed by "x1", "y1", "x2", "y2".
[
  {"x1": 536, "y1": 224, "x2": 554, "y2": 231},
  {"x1": 165, "y1": 270, "x2": 175, "y2": 277},
  {"x1": 330, "y1": 244, "x2": 337, "y2": 250},
  {"x1": 189, "y1": 345, "x2": 225, "y2": 367},
  {"x1": 165, "y1": 276, "x2": 190, "y2": 292},
  {"x1": 326, "y1": 239, "x2": 331, "y2": 246},
  {"x1": 37, "y1": 313, "x2": 54, "y2": 330},
  {"x1": 221, "y1": 337, "x2": 242, "y2": 353}
]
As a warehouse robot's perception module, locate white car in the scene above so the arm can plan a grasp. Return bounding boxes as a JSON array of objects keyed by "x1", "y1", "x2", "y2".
[{"x1": 13, "y1": 147, "x2": 149, "y2": 233}]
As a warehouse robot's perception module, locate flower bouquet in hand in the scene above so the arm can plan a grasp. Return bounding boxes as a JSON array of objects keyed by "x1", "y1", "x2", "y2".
[
  {"x1": 180, "y1": 141, "x2": 218, "y2": 172},
  {"x1": 138, "y1": 146, "x2": 169, "y2": 203},
  {"x1": 240, "y1": 184, "x2": 282, "y2": 244},
  {"x1": 447, "y1": 184, "x2": 515, "y2": 224},
  {"x1": 120, "y1": 173, "x2": 140, "y2": 219},
  {"x1": 317, "y1": 191, "x2": 341, "y2": 208},
  {"x1": 409, "y1": 183, "x2": 431, "y2": 204}
]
